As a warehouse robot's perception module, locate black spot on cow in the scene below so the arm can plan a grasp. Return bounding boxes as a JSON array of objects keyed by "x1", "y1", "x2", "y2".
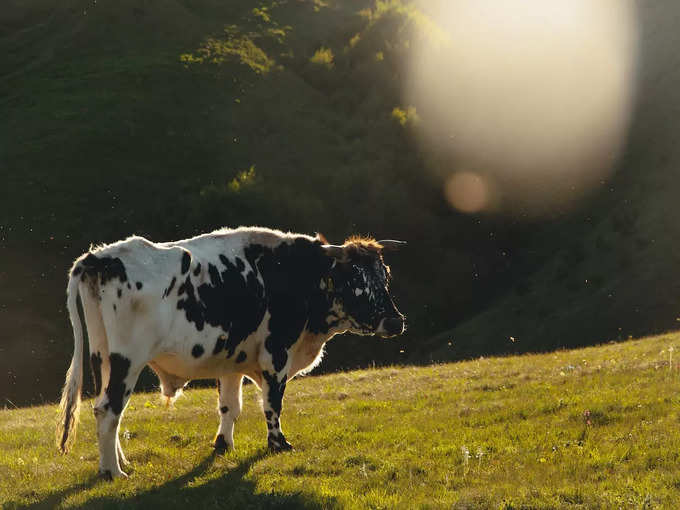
[
  {"x1": 177, "y1": 276, "x2": 204, "y2": 328},
  {"x1": 191, "y1": 344, "x2": 204, "y2": 358},
  {"x1": 235, "y1": 257, "x2": 246, "y2": 272},
  {"x1": 267, "y1": 422, "x2": 273, "y2": 429},
  {"x1": 265, "y1": 410, "x2": 273, "y2": 420},
  {"x1": 113, "y1": 304, "x2": 117, "y2": 312},
  {"x1": 181, "y1": 251, "x2": 191, "y2": 275},
  {"x1": 162, "y1": 276, "x2": 176, "y2": 298},
  {"x1": 262, "y1": 371, "x2": 286, "y2": 415},
  {"x1": 117, "y1": 288, "x2": 122, "y2": 298},
  {"x1": 236, "y1": 351, "x2": 247, "y2": 363},
  {"x1": 81, "y1": 254, "x2": 128, "y2": 286},
  {"x1": 213, "y1": 335, "x2": 226, "y2": 355},
  {"x1": 214, "y1": 433, "x2": 229, "y2": 452},
  {"x1": 225, "y1": 333, "x2": 248, "y2": 358},
  {"x1": 125, "y1": 389, "x2": 131, "y2": 396},
  {"x1": 72, "y1": 266, "x2": 83, "y2": 276},
  {"x1": 193, "y1": 263, "x2": 201, "y2": 276},
  {"x1": 220, "y1": 406, "x2": 229, "y2": 414},
  {"x1": 136, "y1": 281, "x2": 143, "y2": 290},
  {"x1": 106, "y1": 353, "x2": 131, "y2": 415},
  {"x1": 90, "y1": 352, "x2": 103, "y2": 397},
  {"x1": 176, "y1": 251, "x2": 266, "y2": 354},
  {"x1": 127, "y1": 283, "x2": 131, "y2": 290}
]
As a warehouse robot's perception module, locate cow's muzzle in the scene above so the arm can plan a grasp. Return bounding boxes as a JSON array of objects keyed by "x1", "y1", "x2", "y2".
[{"x1": 376, "y1": 316, "x2": 405, "y2": 338}]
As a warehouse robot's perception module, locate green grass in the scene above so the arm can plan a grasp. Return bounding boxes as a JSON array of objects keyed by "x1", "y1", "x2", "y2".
[{"x1": 2, "y1": 334, "x2": 680, "y2": 508}]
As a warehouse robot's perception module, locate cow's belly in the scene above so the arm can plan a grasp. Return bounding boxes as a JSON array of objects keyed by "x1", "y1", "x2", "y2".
[
  {"x1": 148, "y1": 312, "x2": 269, "y2": 380},
  {"x1": 150, "y1": 339, "x2": 260, "y2": 380}
]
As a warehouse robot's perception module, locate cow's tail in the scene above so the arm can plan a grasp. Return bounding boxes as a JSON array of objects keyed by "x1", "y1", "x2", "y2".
[{"x1": 56, "y1": 267, "x2": 85, "y2": 454}]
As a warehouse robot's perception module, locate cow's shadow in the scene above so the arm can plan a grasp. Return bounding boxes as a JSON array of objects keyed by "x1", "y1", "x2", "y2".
[{"x1": 15, "y1": 450, "x2": 336, "y2": 509}]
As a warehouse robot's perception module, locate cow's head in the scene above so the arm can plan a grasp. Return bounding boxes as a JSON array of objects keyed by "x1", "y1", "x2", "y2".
[{"x1": 321, "y1": 236, "x2": 405, "y2": 338}]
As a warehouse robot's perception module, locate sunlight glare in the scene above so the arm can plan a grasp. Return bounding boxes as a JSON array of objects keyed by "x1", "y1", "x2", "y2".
[{"x1": 407, "y1": 0, "x2": 638, "y2": 216}]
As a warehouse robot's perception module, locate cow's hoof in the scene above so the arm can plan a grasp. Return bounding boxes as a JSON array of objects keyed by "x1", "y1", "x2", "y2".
[
  {"x1": 213, "y1": 434, "x2": 233, "y2": 454},
  {"x1": 100, "y1": 469, "x2": 128, "y2": 481},
  {"x1": 267, "y1": 437, "x2": 293, "y2": 453}
]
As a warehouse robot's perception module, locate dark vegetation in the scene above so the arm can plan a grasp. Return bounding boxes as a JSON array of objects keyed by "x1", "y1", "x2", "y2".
[{"x1": 1, "y1": 0, "x2": 679, "y2": 406}]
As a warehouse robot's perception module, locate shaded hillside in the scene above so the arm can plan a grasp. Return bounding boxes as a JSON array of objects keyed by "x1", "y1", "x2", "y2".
[
  {"x1": 422, "y1": 0, "x2": 680, "y2": 362},
  {"x1": 1, "y1": 0, "x2": 536, "y2": 405}
]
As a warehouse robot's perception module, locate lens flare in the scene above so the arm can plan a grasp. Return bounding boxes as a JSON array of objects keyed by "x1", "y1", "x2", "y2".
[
  {"x1": 445, "y1": 172, "x2": 492, "y2": 214},
  {"x1": 407, "y1": 0, "x2": 638, "y2": 216}
]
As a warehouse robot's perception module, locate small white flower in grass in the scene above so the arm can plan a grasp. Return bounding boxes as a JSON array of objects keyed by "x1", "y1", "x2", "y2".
[
  {"x1": 669, "y1": 346, "x2": 674, "y2": 372},
  {"x1": 461, "y1": 445, "x2": 470, "y2": 477},
  {"x1": 359, "y1": 463, "x2": 368, "y2": 478},
  {"x1": 475, "y1": 447, "x2": 484, "y2": 469}
]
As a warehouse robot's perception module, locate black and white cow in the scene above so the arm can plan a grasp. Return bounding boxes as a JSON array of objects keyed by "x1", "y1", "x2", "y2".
[{"x1": 56, "y1": 227, "x2": 405, "y2": 478}]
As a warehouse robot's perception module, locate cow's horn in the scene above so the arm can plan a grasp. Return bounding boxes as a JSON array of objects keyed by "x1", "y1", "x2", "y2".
[
  {"x1": 377, "y1": 240, "x2": 407, "y2": 251},
  {"x1": 322, "y1": 244, "x2": 348, "y2": 261}
]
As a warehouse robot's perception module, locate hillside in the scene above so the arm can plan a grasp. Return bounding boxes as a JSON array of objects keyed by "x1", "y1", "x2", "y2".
[
  {"x1": 0, "y1": 0, "x2": 538, "y2": 406},
  {"x1": 2, "y1": 333, "x2": 680, "y2": 508},
  {"x1": 407, "y1": 0, "x2": 680, "y2": 363},
  {"x1": 3, "y1": 0, "x2": 680, "y2": 408}
]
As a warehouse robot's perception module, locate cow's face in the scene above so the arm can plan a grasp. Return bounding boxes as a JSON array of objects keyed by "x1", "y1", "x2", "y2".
[{"x1": 324, "y1": 239, "x2": 405, "y2": 338}]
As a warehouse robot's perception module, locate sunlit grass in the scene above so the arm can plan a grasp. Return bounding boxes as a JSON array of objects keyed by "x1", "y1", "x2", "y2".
[
  {"x1": 2, "y1": 333, "x2": 679, "y2": 508},
  {"x1": 180, "y1": 25, "x2": 275, "y2": 74},
  {"x1": 309, "y1": 47, "x2": 335, "y2": 69},
  {"x1": 391, "y1": 106, "x2": 419, "y2": 127}
]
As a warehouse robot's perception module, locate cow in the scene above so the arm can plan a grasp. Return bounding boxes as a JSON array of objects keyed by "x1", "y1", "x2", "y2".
[{"x1": 56, "y1": 227, "x2": 405, "y2": 479}]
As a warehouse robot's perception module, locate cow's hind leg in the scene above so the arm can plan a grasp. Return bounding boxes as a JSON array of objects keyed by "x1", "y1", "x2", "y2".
[
  {"x1": 93, "y1": 353, "x2": 143, "y2": 479},
  {"x1": 214, "y1": 374, "x2": 243, "y2": 453},
  {"x1": 81, "y1": 286, "x2": 131, "y2": 468}
]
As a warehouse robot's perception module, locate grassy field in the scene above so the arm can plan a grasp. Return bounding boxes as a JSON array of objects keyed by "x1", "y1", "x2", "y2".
[{"x1": 2, "y1": 333, "x2": 680, "y2": 509}]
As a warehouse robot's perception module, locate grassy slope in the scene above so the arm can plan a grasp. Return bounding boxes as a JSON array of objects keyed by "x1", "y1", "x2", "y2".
[
  {"x1": 3, "y1": 0, "x2": 680, "y2": 410},
  {"x1": 2, "y1": 333, "x2": 680, "y2": 509}
]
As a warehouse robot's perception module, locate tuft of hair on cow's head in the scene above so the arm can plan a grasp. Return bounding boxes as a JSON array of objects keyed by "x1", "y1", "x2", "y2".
[{"x1": 321, "y1": 236, "x2": 406, "y2": 338}]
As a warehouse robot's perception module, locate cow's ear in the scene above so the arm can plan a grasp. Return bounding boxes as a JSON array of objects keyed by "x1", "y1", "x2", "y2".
[{"x1": 322, "y1": 244, "x2": 349, "y2": 263}]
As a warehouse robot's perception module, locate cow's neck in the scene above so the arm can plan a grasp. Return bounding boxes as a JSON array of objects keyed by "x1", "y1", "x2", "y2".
[{"x1": 289, "y1": 330, "x2": 331, "y2": 377}]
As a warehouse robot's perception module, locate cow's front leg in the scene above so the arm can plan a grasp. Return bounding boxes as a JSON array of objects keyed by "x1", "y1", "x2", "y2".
[
  {"x1": 214, "y1": 374, "x2": 243, "y2": 453},
  {"x1": 261, "y1": 369, "x2": 292, "y2": 452}
]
